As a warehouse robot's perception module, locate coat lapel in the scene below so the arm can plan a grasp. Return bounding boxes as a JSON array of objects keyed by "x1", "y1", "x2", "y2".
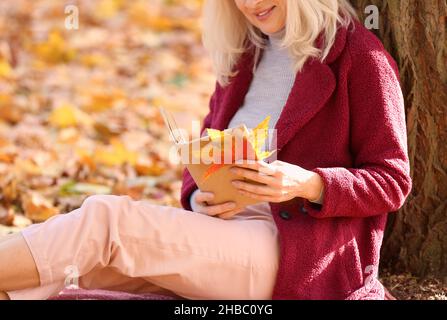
[
  {"x1": 273, "y1": 60, "x2": 336, "y2": 151},
  {"x1": 213, "y1": 23, "x2": 350, "y2": 152},
  {"x1": 275, "y1": 24, "x2": 350, "y2": 151}
]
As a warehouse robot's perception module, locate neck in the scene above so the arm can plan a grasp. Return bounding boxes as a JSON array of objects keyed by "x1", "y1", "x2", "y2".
[
  {"x1": 266, "y1": 28, "x2": 286, "y2": 48},
  {"x1": 268, "y1": 28, "x2": 286, "y2": 39}
]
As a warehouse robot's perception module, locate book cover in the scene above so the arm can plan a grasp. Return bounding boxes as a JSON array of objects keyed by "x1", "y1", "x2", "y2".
[{"x1": 159, "y1": 107, "x2": 270, "y2": 210}]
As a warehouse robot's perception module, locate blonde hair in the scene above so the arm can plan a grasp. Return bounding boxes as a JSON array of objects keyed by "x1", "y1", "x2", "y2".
[{"x1": 202, "y1": 0, "x2": 358, "y2": 86}]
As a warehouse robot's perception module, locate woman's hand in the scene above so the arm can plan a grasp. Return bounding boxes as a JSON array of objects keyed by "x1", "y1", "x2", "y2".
[
  {"x1": 192, "y1": 190, "x2": 245, "y2": 220},
  {"x1": 230, "y1": 160, "x2": 324, "y2": 203}
]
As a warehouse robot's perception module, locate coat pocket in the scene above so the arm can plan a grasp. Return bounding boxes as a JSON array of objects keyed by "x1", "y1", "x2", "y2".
[{"x1": 340, "y1": 220, "x2": 365, "y2": 293}]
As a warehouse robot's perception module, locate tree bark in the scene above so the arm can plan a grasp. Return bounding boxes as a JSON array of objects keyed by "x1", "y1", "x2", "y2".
[{"x1": 350, "y1": 0, "x2": 447, "y2": 279}]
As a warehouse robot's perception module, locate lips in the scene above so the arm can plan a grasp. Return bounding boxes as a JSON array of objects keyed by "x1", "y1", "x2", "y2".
[{"x1": 255, "y1": 6, "x2": 276, "y2": 19}]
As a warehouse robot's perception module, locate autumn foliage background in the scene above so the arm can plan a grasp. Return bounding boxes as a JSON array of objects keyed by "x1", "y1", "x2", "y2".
[{"x1": 0, "y1": 0, "x2": 216, "y2": 232}]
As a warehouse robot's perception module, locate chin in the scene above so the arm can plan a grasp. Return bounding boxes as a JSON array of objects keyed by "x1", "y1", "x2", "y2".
[
  {"x1": 258, "y1": 24, "x2": 284, "y2": 35},
  {"x1": 252, "y1": 19, "x2": 285, "y2": 35}
]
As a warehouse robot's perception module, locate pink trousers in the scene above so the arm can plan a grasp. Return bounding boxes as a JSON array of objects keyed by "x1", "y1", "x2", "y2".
[{"x1": 7, "y1": 195, "x2": 280, "y2": 300}]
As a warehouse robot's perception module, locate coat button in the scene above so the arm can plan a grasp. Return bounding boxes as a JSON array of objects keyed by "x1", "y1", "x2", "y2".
[
  {"x1": 279, "y1": 210, "x2": 291, "y2": 220},
  {"x1": 300, "y1": 205, "x2": 308, "y2": 215}
]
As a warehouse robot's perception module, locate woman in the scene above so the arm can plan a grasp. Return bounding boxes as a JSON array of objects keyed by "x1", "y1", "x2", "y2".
[{"x1": 0, "y1": 0, "x2": 411, "y2": 300}]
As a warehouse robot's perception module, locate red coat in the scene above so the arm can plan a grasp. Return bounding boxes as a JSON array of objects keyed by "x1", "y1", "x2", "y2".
[{"x1": 180, "y1": 20, "x2": 412, "y2": 300}]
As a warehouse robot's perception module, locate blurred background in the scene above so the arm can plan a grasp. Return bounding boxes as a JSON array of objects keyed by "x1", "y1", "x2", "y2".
[
  {"x1": 0, "y1": 0, "x2": 445, "y2": 299},
  {"x1": 0, "y1": 0, "x2": 214, "y2": 229}
]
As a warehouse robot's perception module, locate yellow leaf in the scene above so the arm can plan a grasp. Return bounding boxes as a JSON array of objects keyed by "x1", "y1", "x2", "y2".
[
  {"x1": 14, "y1": 158, "x2": 42, "y2": 176},
  {"x1": 147, "y1": 16, "x2": 175, "y2": 32},
  {"x1": 34, "y1": 30, "x2": 76, "y2": 64},
  {"x1": 83, "y1": 90, "x2": 125, "y2": 112},
  {"x1": 95, "y1": 0, "x2": 123, "y2": 20},
  {"x1": 128, "y1": 1, "x2": 173, "y2": 31},
  {"x1": 49, "y1": 104, "x2": 78, "y2": 128},
  {"x1": 49, "y1": 103, "x2": 93, "y2": 129},
  {"x1": 80, "y1": 54, "x2": 108, "y2": 68},
  {"x1": 206, "y1": 128, "x2": 225, "y2": 142},
  {"x1": 0, "y1": 60, "x2": 12, "y2": 78},
  {"x1": 253, "y1": 115, "x2": 271, "y2": 133},
  {"x1": 94, "y1": 138, "x2": 138, "y2": 167},
  {"x1": 250, "y1": 116, "x2": 271, "y2": 160}
]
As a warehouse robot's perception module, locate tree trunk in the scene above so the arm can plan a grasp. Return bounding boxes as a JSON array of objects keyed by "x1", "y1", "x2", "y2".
[{"x1": 350, "y1": 0, "x2": 447, "y2": 279}]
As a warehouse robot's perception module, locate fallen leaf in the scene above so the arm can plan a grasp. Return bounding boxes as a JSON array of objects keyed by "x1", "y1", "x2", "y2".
[
  {"x1": 201, "y1": 117, "x2": 276, "y2": 181},
  {"x1": 49, "y1": 104, "x2": 78, "y2": 128},
  {"x1": 94, "y1": 138, "x2": 138, "y2": 167},
  {"x1": 0, "y1": 206, "x2": 15, "y2": 226},
  {"x1": 34, "y1": 30, "x2": 77, "y2": 64},
  {"x1": 0, "y1": 94, "x2": 22, "y2": 123},
  {"x1": 60, "y1": 181, "x2": 112, "y2": 195},
  {"x1": 22, "y1": 192, "x2": 60, "y2": 222},
  {"x1": 112, "y1": 183, "x2": 145, "y2": 200},
  {"x1": 94, "y1": 0, "x2": 124, "y2": 20},
  {"x1": 0, "y1": 59, "x2": 12, "y2": 78},
  {"x1": 12, "y1": 214, "x2": 32, "y2": 229},
  {"x1": 135, "y1": 158, "x2": 166, "y2": 176}
]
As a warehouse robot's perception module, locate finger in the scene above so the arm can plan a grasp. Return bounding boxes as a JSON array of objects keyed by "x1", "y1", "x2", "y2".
[
  {"x1": 235, "y1": 160, "x2": 269, "y2": 171},
  {"x1": 230, "y1": 167, "x2": 278, "y2": 185},
  {"x1": 236, "y1": 189, "x2": 279, "y2": 202},
  {"x1": 195, "y1": 192, "x2": 215, "y2": 203},
  {"x1": 218, "y1": 208, "x2": 245, "y2": 220},
  {"x1": 203, "y1": 201, "x2": 237, "y2": 216},
  {"x1": 232, "y1": 161, "x2": 277, "y2": 175},
  {"x1": 232, "y1": 158, "x2": 259, "y2": 166},
  {"x1": 232, "y1": 180, "x2": 280, "y2": 196}
]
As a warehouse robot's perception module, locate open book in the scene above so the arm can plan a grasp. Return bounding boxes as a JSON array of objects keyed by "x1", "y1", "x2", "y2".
[{"x1": 159, "y1": 107, "x2": 267, "y2": 210}]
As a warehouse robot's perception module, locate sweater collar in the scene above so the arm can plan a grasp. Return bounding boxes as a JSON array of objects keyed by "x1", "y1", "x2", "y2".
[
  {"x1": 266, "y1": 28, "x2": 286, "y2": 49},
  {"x1": 213, "y1": 21, "x2": 353, "y2": 152}
]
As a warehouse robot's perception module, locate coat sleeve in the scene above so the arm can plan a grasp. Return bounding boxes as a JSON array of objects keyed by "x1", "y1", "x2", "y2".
[
  {"x1": 303, "y1": 44, "x2": 412, "y2": 219},
  {"x1": 179, "y1": 84, "x2": 218, "y2": 211}
]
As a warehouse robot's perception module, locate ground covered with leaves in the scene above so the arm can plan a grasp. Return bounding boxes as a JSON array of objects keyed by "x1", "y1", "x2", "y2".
[
  {"x1": 0, "y1": 0, "x2": 444, "y2": 300},
  {"x1": 0, "y1": 0, "x2": 214, "y2": 228},
  {"x1": 381, "y1": 270, "x2": 446, "y2": 300}
]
